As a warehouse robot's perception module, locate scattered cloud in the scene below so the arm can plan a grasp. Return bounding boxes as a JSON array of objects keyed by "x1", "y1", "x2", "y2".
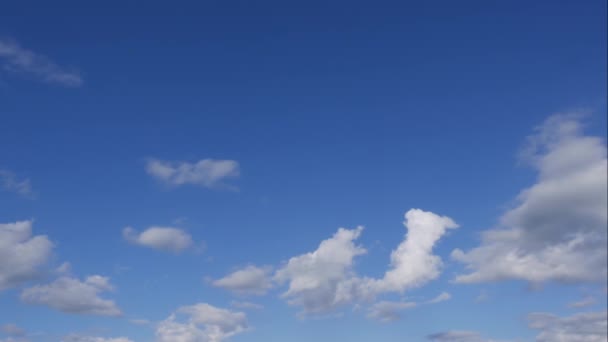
[
  {"x1": 568, "y1": 296, "x2": 596, "y2": 308},
  {"x1": 1, "y1": 324, "x2": 25, "y2": 337},
  {"x1": 528, "y1": 311, "x2": 607, "y2": 342},
  {"x1": 123, "y1": 226, "x2": 194, "y2": 253},
  {"x1": 129, "y1": 318, "x2": 151, "y2": 326},
  {"x1": 230, "y1": 301, "x2": 263, "y2": 310},
  {"x1": 427, "y1": 330, "x2": 490, "y2": 342},
  {"x1": 0, "y1": 220, "x2": 53, "y2": 291},
  {"x1": 20, "y1": 275, "x2": 122, "y2": 316},
  {"x1": 428, "y1": 291, "x2": 451, "y2": 304},
  {"x1": 0, "y1": 38, "x2": 82, "y2": 87},
  {"x1": 366, "y1": 301, "x2": 416, "y2": 322},
  {"x1": 273, "y1": 209, "x2": 458, "y2": 316},
  {"x1": 145, "y1": 158, "x2": 239, "y2": 190},
  {"x1": 212, "y1": 265, "x2": 273, "y2": 296},
  {"x1": 0, "y1": 170, "x2": 33, "y2": 198},
  {"x1": 61, "y1": 335, "x2": 133, "y2": 342},
  {"x1": 452, "y1": 114, "x2": 607, "y2": 285},
  {"x1": 156, "y1": 303, "x2": 248, "y2": 342}
]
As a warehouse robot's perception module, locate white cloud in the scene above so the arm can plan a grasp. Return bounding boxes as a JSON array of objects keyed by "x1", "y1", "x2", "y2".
[
  {"x1": 0, "y1": 220, "x2": 53, "y2": 291},
  {"x1": 129, "y1": 318, "x2": 151, "y2": 326},
  {"x1": 61, "y1": 335, "x2": 133, "y2": 342},
  {"x1": 568, "y1": 296, "x2": 595, "y2": 308},
  {"x1": 1, "y1": 324, "x2": 25, "y2": 337},
  {"x1": 0, "y1": 38, "x2": 82, "y2": 87},
  {"x1": 145, "y1": 158, "x2": 239, "y2": 190},
  {"x1": 427, "y1": 330, "x2": 490, "y2": 342},
  {"x1": 123, "y1": 226, "x2": 194, "y2": 253},
  {"x1": 452, "y1": 114, "x2": 607, "y2": 284},
  {"x1": 274, "y1": 226, "x2": 368, "y2": 314},
  {"x1": 156, "y1": 303, "x2": 248, "y2": 342},
  {"x1": 212, "y1": 266, "x2": 273, "y2": 296},
  {"x1": 273, "y1": 209, "x2": 458, "y2": 316},
  {"x1": 528, "y1": 311, "x2": 607, "y2": 342},
  {"x1": 366, "y1": 301, "x2": 416, "y2": 322},
  {"x1": 0, "y1": 170, "x2": 33, "y2": 198},
  {"x1": 428, "y1": 291, "x2": 451, "y2": 304},
  {"x1": 20, "y1": 275, "x2": 121, "y2": 316}
]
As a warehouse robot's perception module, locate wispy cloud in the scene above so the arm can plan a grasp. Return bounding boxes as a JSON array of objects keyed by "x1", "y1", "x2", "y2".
[
  {"x1": 0, "y1": 169, "x2": 34, "y2": 198},
  {"x1": 145, "y1": 158, "x2": 240, "y2": 190},
  {"x1": 0, "y1": 38, "x2": 82, "y2": 87}
]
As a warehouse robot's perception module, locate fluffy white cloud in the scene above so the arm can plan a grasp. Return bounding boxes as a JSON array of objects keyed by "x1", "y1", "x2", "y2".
[
  {"x1": 123, "y1": 226, "x2": 194, "y2": 253},
  {"x1": 428, "y1": 291, "x2": 451, "y2": 304},
  {"x1": 427, "y1": 330, "x2": 490, "y2": 342},
  {"x1": 156, "y1": 303, "x2": 247, "y2": 342},
  {"x1": 61, "y1": 335, "x2": 133, "y2": 342},
  {"x1": 146, "y1": 158, "x2": 239, "y2": 189},
  {"x1": 0, "y1": 38, "x2": 82, "y2": 86},
  {"x1": 366, "y1": 301, "x2": 416, "y2": 322},
  {"x1": 212, "y1": 266, "x2": 273, "y2": 296},
  {"x1": 452, "y1": 114, "x2": 607, "y2": 284},
  {"x1": 274, "y1": 226, "x2": 368, "y2": 314},
  {"x1": 0, "y1": 220, "x2": 53, "y2": 291},
  {"x1": 273, "y1": 209, "x2": 457, "y2": 315},
  {"x1": 372, "y1": 209, "x2": 459, "y2": 293},
  {"x1": 20, "y1": 275, "x2": 121, "y2": 316},
  {"x1": 528, "y1": 311, "x2": 607, "y2": 342},
  {"x1": 0, "y1": 170, "x2": 32, "y2": 198}
]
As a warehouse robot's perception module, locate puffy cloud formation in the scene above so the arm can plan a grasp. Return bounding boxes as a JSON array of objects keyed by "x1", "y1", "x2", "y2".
[
  {"x1": 61, "y1": 335, "x2": 133, "y2": 342},
  {"x1": 0, "y1": 220, "x2": 53, "y2": 291},
  {"x1": 0, "y1": 38, "x2": 82, "y2": 86},
  {"x1": 427, "y1": 330, "x2": 490, "y2": 342},
  {"x1": 274, "y1": 209, "x2": 458, "y2": 315},
  {"x1": 20, "y1": 275, "x2": 121, "y2": 316},
  {"x1": 156, "y1": 303, "x2": 247, "y2": 342},
  {"x1": 366, "y1": 301, "x2": 416, "y2": 322},
  {"x1": 123, "y1": 226, "x2": 194, "y2": 253},
  {"x1": 146, "y1": 158, "x2": 239, "y2": 189},
  {"x1": 453, "y1": 114, "x2": 607, "y2": 284},
  {"x1": 0, "y1": 169, "x2": 32, "y2": 197},
  {"x1": 528, "y1": 311, "x2": 607, "y2": 342},
  {"x1": 212, "y1": 266, "x2": 273, "y2": 296}
]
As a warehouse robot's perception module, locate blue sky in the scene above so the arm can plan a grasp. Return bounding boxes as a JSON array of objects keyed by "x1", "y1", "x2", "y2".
[{"x1": 0, "y1": 1, "x2": 606, "y2": 341}]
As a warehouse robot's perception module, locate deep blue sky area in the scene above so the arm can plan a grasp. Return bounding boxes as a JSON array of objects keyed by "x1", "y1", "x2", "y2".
[{"x1": 0, "y1": 1, "x2": 606, "y2": 342}]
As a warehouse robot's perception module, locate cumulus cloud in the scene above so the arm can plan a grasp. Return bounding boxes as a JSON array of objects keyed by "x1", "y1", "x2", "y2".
[
  {"x1": 212, "y1": 266, "x2": 273, "y2": 296},
  {"x1": 0, "y1": 220, "x2": 53, "y2": 291},
  {"x1": 366, "y1": 301, "x2": 416, "y2": 322},
  {"x1": 0, "y1": 170, "x2": 33, "y2": 198},
  {"x1": 528, "y1": 311, "x2": 607, "y2": 342},
  {"x1": 273, "y1": 209, "x2": 458, "y2": 315},
  {"x1": 61, "y1": 335, "x2": 133, "y2": 342},
  {"x1": 145, "y1": 158, "x2": 239, "y2": 190},
  {"x1": 452, "y1": 114, "x2": 608, "y2": 284},
  {"x1": 428, "y1": 291, "x2": 452, "y2": 304},
  {"x1": 156, "y1": 303, "x2": 248, "y2": 342},
  {"x1": 0, "y1": 38, "x2": 82, "y2": 87},
  {"x1": 123, "y1": 226, "x2": 194, "y2": 253},
  {"x1": 427, "y1": 330, "x2": 490, "y2": 342},
  {"x1": 20, "y1": 275, "x2": 121, "y2": 316}
]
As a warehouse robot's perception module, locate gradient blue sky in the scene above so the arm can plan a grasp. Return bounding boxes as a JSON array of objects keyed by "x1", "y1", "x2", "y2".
[{"x1": 0, "y1": 1, "x2": 607, "y2": 341}]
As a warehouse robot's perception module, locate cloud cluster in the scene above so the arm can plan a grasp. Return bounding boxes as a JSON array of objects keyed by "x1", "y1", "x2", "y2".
[
  {"x1": 212, "y1": 265, "x2": 273, "y2": 296},
  {"x1": 123, "y1": 226, "x2": 194, "y2": 253},
  {"x1": 452, "y1": 114, "x2": 607, "y2": 284},
  {"x1": 528, "y1": 311, "x2": 607, "y2": 342},
  {"x1": 0, "y1": 220, "x2": 53, "y2": 291},
  {"x1": 156, "y1": 303, "x2": 248, "y2": 342},
  {"x1": 0, "y1": 39, "x2": 82, "y2": 87},
  {"x1": 145, "y1": 159, "x2": 239, "y2": 190},
  {"x1": 20, "y1": 275, "x2": 121, "y2": 316}
]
